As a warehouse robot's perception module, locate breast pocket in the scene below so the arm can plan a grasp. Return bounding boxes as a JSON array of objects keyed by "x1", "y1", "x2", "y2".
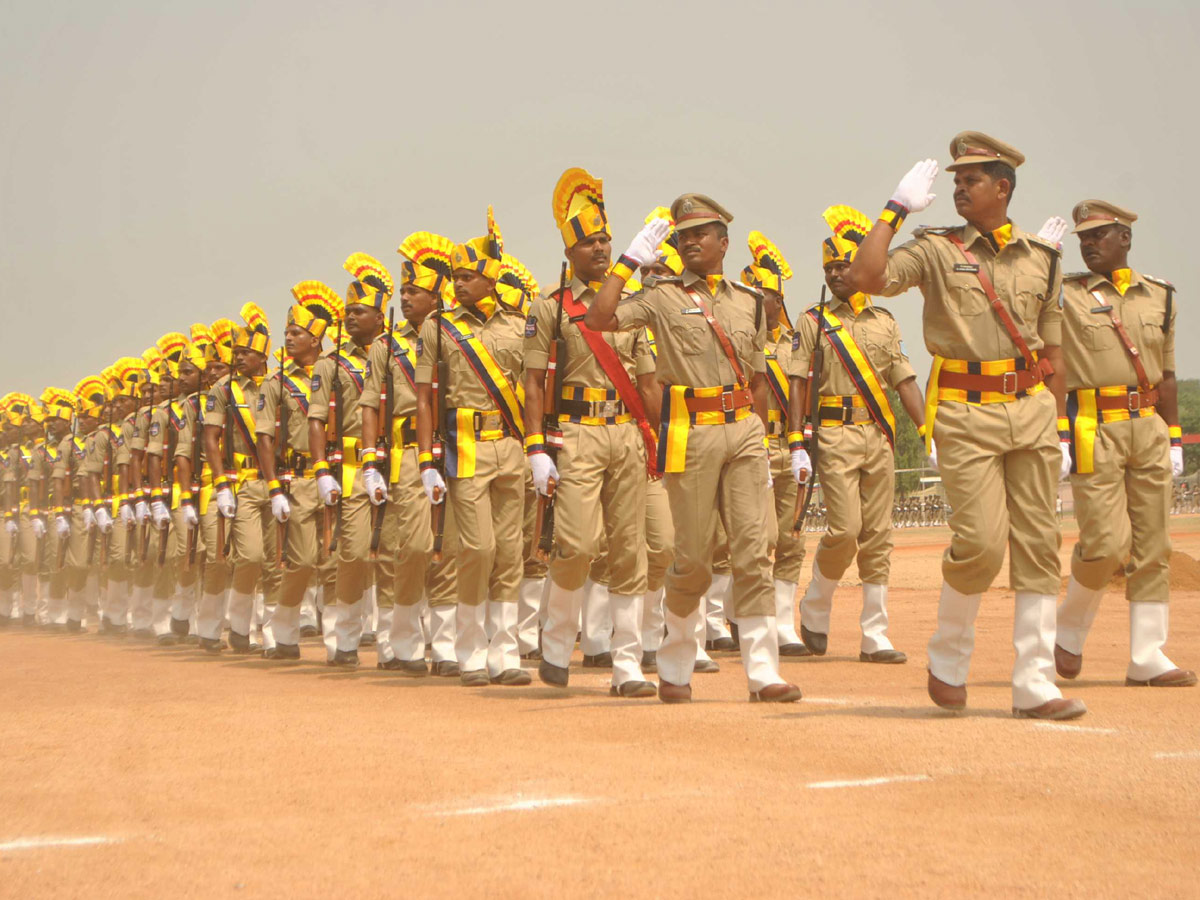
[
  {"x1": 1014, "y1": 274, "x2": 1048, "y2": 326},
  {"x1": 1082, "y1": 319, "x2": 1118, "y2": 351},
  {"x1": 487, "y1": 331, "x2": 525, "y2": 381},
  {"x1": 944, "y1": 273, "x2": 989, "y2": 316},
  {"x1": 1137, "y1": 308, "x2": 1166, "y2": 358},
  {"x1": 674, "y1": 310, "x2": 713, "y2": 355},
  {"x1": 729, "y1": 327, "x2": 757, "y2": 371}
]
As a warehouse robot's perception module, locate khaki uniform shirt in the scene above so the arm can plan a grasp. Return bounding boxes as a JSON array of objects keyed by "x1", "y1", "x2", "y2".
[
  {"x1": 524, "y1": 277, "x2": 655, "y2": 386},
  {"x1": 362, "y1": 321, "x2": 420, "y2": 419},
  {"x1": 172, "y1": 394, "x2": 205, "y2": 464},
  {"x1": 308, "y1": 340, "x2": 372, "y2": 441},
  {"x1": 205, "y1": 374, "x2": 262, "y2": 462},
  {"x1": 84, "y1": 421, "x2": 131, "y2": 476},
  {"x1": 414, "y1": 302, "x2": 526, "y2": 409},
  {"x1": 1061, "y1": 269, "x2": 1176, "y2": 391},
  {"x1": 880, "y1": 223, "x2": 1063, "y2": 360},
  {"x1": 613, "y1": 269, "x2": 767, "y2": 386},
  {"x1": 255, "y1": 359, "x2": 315, "y2": 453},
  {"x1": 131, "y1": 407, "x2": 150, "y2": 454},
  {"x1": 787, "y1": 299, "x2": 917, "y2": 392},
  {"x1": 145, "y1": 400, "x2": 171, "y2": 458}
]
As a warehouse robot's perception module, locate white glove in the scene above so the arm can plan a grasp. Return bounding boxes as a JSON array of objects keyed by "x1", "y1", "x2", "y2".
[
  {"x1": 82, "y1": 507, "x2": 96, "y2": 531},
  {"x1": 32, "y1": 517, "x2": 46, "y2": 539},
  {"x1": 890, "y1": 159, "x2": 939, "y2": 214},
  {"x1": 528, "y1": 452, "x2": 559, "y2": 497},
  {"x1": 1171, "y1": 445, "x2": 1184, "y2": 478},
  {"x1": 5, "y1": 520, "x2": 16, "y2": 535},
  {"x1": 135, "y1": 499, "x2": 149, "y2": 524},
  {"x1": 119, "y1": 502, "x2": 135, "y2": 526},
  {"x1": 1036, "y1": 216, "x2": 1069, "y2": 247},
  {"x1": 270, "y1": 492, "x2": 291, "y2": 523},
  {"x1": 317, "y1": 472, "x2": 340, "y2": 507},
  {"x1": 364, "y1": 467, "x2": 389, "y2": 506},
  {"x1": 927, "y1": 439, "x2": 939, "y2": 472},
  {"x1": 151, "y1": 500, "x2": 170, "y2": 528},
  {"x1": 790, "y1": 448, "x2": 812, "y2": 484},
  {"x1": 96, "y1": 507, "x2": 113, "y2": 533},
  {"x1": 215, "y1": 486, "x2": 237, "y2": 519},
  {"x1": 55, "y1": 514, "x2": 70, "y2": 538},
  {"x1": 623, "y1": 217, "x2": 673, "y2": 267},
  {"x1": 422, "y1": 468, "x2": 446, "y2": 505},
  {"x1": 1060, "y1": 442, "x2": 1072, "y2": 481},
  {"x1": 181, "y1": 504, "x2": 199, "y2": 528}
]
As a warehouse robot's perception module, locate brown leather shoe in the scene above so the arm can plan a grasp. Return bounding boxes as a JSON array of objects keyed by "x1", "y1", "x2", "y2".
[
  {"x1": 749, "y1": 682, "x2": 802, "y2": 703},
  {"x1": 610, "y1": 681, "x2": 657, "y2": 698},
  {"x1": 779, "y1": 642, "x2": 814, "y2": 657},
  {"x1": 1125, "y1": 668, "x2": 1198, "y2": 687},
  {"x1": 859, "y1": 649, "x2": 907, "y2": 664},
  {"x1": 658, "y1": 680, "x2": 692, "y2": 703},
  {"x1": 1012, "y1": 697, "x2": 1087, "y2": 719},
  {"x1": 693, "y1": 658, "x2": 720, "y2": 674},
  {"x1": 431, "y1": 660, "x2": 460, "y2": 678},
  {"x1": 800, "y1": 624, "x2": 827, "y2": 656},
  {"x1": 927, "y1": 671, "x2": 966, "y2": 710},
  {"x1": 1054, "y1": 644, "x2": 1082, "y2": 679}
]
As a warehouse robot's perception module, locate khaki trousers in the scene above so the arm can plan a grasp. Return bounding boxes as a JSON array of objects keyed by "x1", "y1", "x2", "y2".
[
  {"x1": 522, "y1": 467, "x2": 547, "y2": 579},
  {"x1": 768, "y1": 436, "x2": 806, "y2": 583},
  {"x1": 811, "y1": 423, "x2": 893, "y2": 584},
  {"x1": 663, "y1": 415, "x2": 773, "y2": 619},
  {"x1": 549, "y1": 421, "x2": 647, "y2": 595},
  {"x1": 448, "y1": 437, "x2": 524, "y2": 607},
  {"x1": 278, "y1": 477, "x2": 320, "y2": 607},
  {"x1": 333, "y1": 468, "x2": 372, "y2": 605},
  {"x1": 587, "y1": 475, "x2": 671, "y2": 592},
  {"x1": 935, "y1": 389, "x2": 1061, "y2": 595},
  {"x1": 200, "y1": 503, "x2": 231, "y2": 595},
  {"x1": 230, "y1": 479, "x2": 280, "y2": 602},
  {"x1": 1070, "y1": 414, "x2": 1172, "y2": 603},
  {"x1": 375, "y1": 447, "x2": 433, "y2": 609}
]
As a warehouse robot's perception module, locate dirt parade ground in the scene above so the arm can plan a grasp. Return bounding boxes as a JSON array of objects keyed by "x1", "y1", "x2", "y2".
[{"x1": 2, "y1": 518, "x2": 1198, "y2": 899}]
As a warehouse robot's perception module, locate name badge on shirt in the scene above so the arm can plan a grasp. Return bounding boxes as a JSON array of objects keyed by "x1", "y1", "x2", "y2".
[
  {"x1": 1090, "y1": 304, "x2": 1113, "y2": 314},
  {"x1": 680, "y1": 307, "x2": 705, "y2": 315},
  {"x1": 953, "y1": 263, "x2": 980, "y2": 273}
]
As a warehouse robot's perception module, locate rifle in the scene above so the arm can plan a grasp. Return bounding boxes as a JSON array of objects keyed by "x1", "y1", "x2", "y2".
[
  {"x1": 792, "y1": 285, "x2": 828, "y2": 536},
  {"x1": 275, "y1": 347, "x2": 290, "y2": 570},
  {"x1": 217, "y1": 382, "x2": 236, "y2": 560},
  {"x1": 370, "y1": 305, "x2": 395, "y2": 560},
  {"x1": 185, "y1": 391, "x2": 201, "y2": 569},
  {"x1": 431, "y1": 293, "x2": 449, "y2": 562},
  {"x1": 534, "y1": 262, "x2": 569, "y2": 561},
  {"x1": 323, "y1": 315, "x2": 344, "y2": 556}
]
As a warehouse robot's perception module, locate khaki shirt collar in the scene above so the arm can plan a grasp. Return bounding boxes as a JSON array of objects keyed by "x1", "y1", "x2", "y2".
[
  {"x1": 959, "y1": 220, "x2": 1031, "y2": 253},
  {"x1": 1084, "y1": 268, "x2": 1145, "y2": 293},
  {"x1": 681, "y1": 267, "x2": 727, "y2": 298},
  {"x1": 569, "y1": 275, "x2": 594, "y2": 303}
]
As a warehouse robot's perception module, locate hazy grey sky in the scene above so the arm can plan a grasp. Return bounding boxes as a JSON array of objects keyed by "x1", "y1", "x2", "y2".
[{"x1": 2, "y1": 0, "x2": 1197, "y2": 394}]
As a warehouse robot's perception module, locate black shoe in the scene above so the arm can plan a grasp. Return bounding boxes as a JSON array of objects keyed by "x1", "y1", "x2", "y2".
[
  {"x1": 228, "y1": 631, "x2": 261, "y2": 654},
  {"x1": 641, "y1": 650, "x2": 657, "y2": 672},
  {"x1": 694, "y1": 658, "x2": 720, "y2": 674},
  {"x1": 299, "y1": 624, "x2": 319, "y2": 639},
  {"x1": 520, "y1": 648, "x2": 543, "y2": 661},
  {"x1": 460, "y1": 669, "x2": 489, "y2": 686},
  {"x1": 582, "y1": 652, "x2": 613, "y2": 668},
  {"x1": 378, "y1": 657, "x2": 428, "y2": 676},
  {"x1": 610, "y1": 680, "x2": 657, "y2": 698},
  {"x1": 706, "y1": 637, "x2": 737, "y2": 652},
  {"x1": 65, "y1": 619, "x2": 84, "y2": 634},
  {"x1": 538, "y1": 660, "x2": 569, "y2": 687},
  {"x1": 491, "y1": 668, "x2": 532, "y2": 686},
  {"x1": 800, "y1": 624, "x2": 827, "y2": 656},
  {"x1": 199, "y1": 637, "x2": 225, "y2": 654},
  {"x1": 779, "y1": 642, "x2": 814, "y2": 657},
  {"x1": 327, "y1": 649, "x2": 360, "y2": 668},
  {"x1": 156, "y1": 633, "x2": 179, "y2": 646},
  {"x1": 859, "y1": 648, "x2": 907, "y2": 664},
  {"x1": 360, "y1": 631, "x2": 377, "y2": 647},
  {"x1": 432, "y1": 660, "x2": 461, "y2": 678},
  {"x1": 263, "y1": 643, "x2": 301, "y2": 661},
  {"x1": 169, "y1": 617, "x2": 190, "y2": 637}
]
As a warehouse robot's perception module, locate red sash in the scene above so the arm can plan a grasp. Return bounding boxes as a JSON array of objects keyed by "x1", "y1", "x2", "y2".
[{"x1": 559, "y1": 290, "x2": 659, "y2": 477}]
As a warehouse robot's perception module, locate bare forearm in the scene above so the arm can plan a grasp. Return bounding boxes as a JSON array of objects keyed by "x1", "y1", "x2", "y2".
[
  {"x1": 1042, "y1": 345, "x2": 1067, "y2": 416},
  {"x1": 204, "y1": 427, "x2": 224, "y2": 477},
  {"x1": 523, "y1": 370, "x2": 546, "y2": 437},
  {"x1": 416, "y1": 386, "x2": 434, "y2": 456},
  {"x1": 637, "y1": 373, "x2": 661, "y2": 432},
  {"x1": 751, "y1": 374, "x2": 769, "y2": 430},
  {"x1": 1159, "y1": 372, "x2": 1179, "y2": 427},
  {"x1": 787, "y1": 376, "x2": 808, "y2": 430},
  {"x1": 361, "y1": 406, "x2": 379, "y2": 453},
  {"x1": 895, "y1": 377, "x2": 925, "y2": 428},
  {"x1": 257, "y1": 436, "x2": 277, "y2": 482},
  {"x1": 308, "y1": 420, "x2": 327, "y2": 464}
]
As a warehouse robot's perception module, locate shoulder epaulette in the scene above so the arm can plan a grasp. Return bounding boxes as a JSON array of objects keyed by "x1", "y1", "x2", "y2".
[
  {"x1": 1064, "y1": 271, "x2": 1090, "y2": 281},
  {"x1": 870, "y1": 305, "x2": 895, "y2": 319},
  {"x1": 1142, "y1": 274, "x2": 1174, "y2": 289},
  {"x1": 731, "y1": 281, "x2": 763, "y2": 299},
  {"x1": 1026, "y1": 234, "x2": 1062, "y2": 255},
  {"x1": 913, "y1": 225, "x2": 959, "y2": 237},
  {"x1": 616, "y1": 291, "x2": 645, "y2": 305},
  {"x1": 642, "y1": 274, "x2": 681, "y2": 289}
]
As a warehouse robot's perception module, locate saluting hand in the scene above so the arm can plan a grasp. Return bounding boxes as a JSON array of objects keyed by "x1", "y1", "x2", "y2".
[
  {"x1": 623, "y1": 217, "x2": 673, "y2": 267},
  {"x1": 1036, "y1": 216, "x2": 1069, "y2": 247},
  {"x1": 891, "y1": 159, "x2": 939, "y2": 214}
]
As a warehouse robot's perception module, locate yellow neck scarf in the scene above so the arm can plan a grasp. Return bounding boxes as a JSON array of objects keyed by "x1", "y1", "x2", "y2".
[
  {"x1": 770, "y1": 325, "x2": 781, "y2": 343},
  {"x1": 991, "y1": 223, "x2": 1013, "y2": 251},
  {"x1": 705, "y1": 274, "x2": 723, "y2": 295},
  {"x1": 1111, "y1": 268, "x2": 1132, "y2": 296},
  {"x1": 587, "y1": 281, "x2": 603, "y2": 294},
  {"x1": 466, "y1": 295, "x2": 497, "y2": 321},
  {"x1": 848, "y1": 292, "x2": 870, "y2": 316}
]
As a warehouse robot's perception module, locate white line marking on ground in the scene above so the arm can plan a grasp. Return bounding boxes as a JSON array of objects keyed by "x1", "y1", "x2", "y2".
[
  {"x1": 1153, "y1": 750, "x2": 1200, "y2": 760},
  {"x1": 436, "y1": 796, "x2": 590, "y2": 816},
  {"x1": 807, "y1": 775, "x2": 931, "y2": 790},
  {"x1": 1032, "y1": 723, "x2": 1117, "y2": 735},
  {"x1": 0, "y1": 836, "x2": 118, "y2": 852}
]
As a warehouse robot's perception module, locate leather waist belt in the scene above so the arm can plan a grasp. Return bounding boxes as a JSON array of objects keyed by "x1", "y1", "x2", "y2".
[
  {"x1": 820, "y1": 406, "x2": 872, "y2": 424},
  {"x1": 1088, "y1": 386, "x2": 1159, "y2": 412},
  {"x1": 449, "y1": 408, "x2": 512, "y2": 440},
  {"x1": 559, "y1": 397, "x2": 628, "y2": 420},
  {"x1": 682, "y1": 387, "x2": 753, "y2": 414},
  {"x1": 937, "y1": 367, "x2": 1043, "y2": 396}
]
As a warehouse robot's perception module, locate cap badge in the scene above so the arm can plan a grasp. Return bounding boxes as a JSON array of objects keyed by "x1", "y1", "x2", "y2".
[
  {"x1": 1078, "y1": 204, "x2": 1089, "y2": 219},
  {"x1": 680, "y1": 199, "x2": 694, "y2": 214}
]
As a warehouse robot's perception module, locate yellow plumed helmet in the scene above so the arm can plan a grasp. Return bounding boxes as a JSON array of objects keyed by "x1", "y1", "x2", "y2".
[
  {"x1": 452, "y1": 205, "x2": 505, "y2": 282},
  {"x1": 3, "y1": 392, "x2": 36, "y2": 426},
  {"x1": 233, "y1": 302, "x2": 271, "y2": 355},
  {"x1": 497, "y1": 253, "x2": 539, "y2": 312},
  {"x1": 111, "y1": 356, "x2": 150, "y2": 397},
  {"x1": 645, "y1": 206, "x2": 683, "y2": 275},
  {"x1": 157, "y1": 332, "x2": 189, "y2": 378},
  {"x1": 74, "y1": 375, "x2": 110, "y2": 416},
  {"x1": 822, "y1": 205, "x2": 873, "y2": 267},
  {"x1": 289, "y1": 280, "x2": 343, "y2": 340},
  {"x1": 741, "y1": 230, "x2": 793, "y2": 296},
  {"x1": 142, "y1": 346, "x2": 165, "y2": 385},
  {"x1": 209, "y1": 318, "x2": 236, "y2": 365},
  {"x1": 191, "y1": 322, "x2": 213, "y2": 353},
  {"x1": 397, "y1": 231, "x2": 456, "y2": 304},
  {"x1": 553, "y1": 167, "x2": 609, "y2": 249},
  {"x1": 40, "y1": 387, "x2": 77, "y2": 422},
  {"x1": 343, "y1": 252, "x2": 393, "y2": 311}
]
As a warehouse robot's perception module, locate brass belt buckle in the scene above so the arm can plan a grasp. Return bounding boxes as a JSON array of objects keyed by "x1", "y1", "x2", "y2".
[
  {"x1": 1001, "y1": 371, "x2": 1018, "y2": 395},
  {"x1": 1128, "y1": 390, "x2": 1141, "y2": 411},
  {"x1": 597, "y1": 400, "x2": 621, "y2": 418}
]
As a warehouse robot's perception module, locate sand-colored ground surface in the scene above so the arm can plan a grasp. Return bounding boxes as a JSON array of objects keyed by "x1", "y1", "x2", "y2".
[{"x1": 2, "y1": 518, "x2": 1198, "y2": 898}]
